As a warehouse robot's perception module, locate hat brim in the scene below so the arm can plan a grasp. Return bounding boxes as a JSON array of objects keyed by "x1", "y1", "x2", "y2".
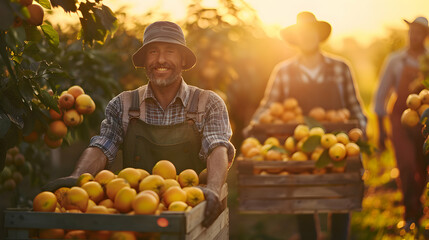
[
  {"x1": 132, "y1": 37, "x2": 197, "y2": 70},
  {"x1": 280, "y1": 21, "x2": 332, "y2": 45},
  {"x1": 403, "y1": 19, "x2": 429, "y2": 30}
]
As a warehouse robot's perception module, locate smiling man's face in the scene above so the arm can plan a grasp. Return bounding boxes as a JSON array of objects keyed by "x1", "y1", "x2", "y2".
[{"x1": 144, "y1": 42, "x2": 186, "y2": 87}]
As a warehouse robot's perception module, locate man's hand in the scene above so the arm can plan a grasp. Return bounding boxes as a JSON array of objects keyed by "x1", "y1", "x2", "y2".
[
  {"x1": 197, "y1": 186, "x2": 222, "y2": 227},
  {"x1": 376, "y1": 117, "x2": 387, "y2": 153},
  {"x1": 42, "y1": 176, "x2": 78, "y2": 192}
]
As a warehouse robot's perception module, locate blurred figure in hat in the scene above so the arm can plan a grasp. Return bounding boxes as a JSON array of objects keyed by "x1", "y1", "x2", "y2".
[
  {"x1": 374, "y1": 16, "x2": 429, "y2": 232},
  {"x1": 244, "y1": 12, "x2": 367, "y2": 240}
]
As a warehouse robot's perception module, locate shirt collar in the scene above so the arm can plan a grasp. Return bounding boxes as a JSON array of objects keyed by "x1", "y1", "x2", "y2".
[
  {"x1": 141, "y1": 78, "x2": 189, "y2": 107},
  {"x1": 294, "y1": 53, "x2": 329, "y2": 67}
]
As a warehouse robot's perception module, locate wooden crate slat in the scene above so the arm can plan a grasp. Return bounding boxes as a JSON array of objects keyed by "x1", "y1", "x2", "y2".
[
  {"x1": 4, "y1": 210, "x2": 185, "y2": 233},
  {"x1": 187, "y1": 208, "x2": 229, "y2": 240},
  {"x1": 184, "y1": 184, "x2": 228, "y2": 233},
  {"x1": 213, "y1": 224, "x2": 229, "y2": 240},
  {"x1": 239, "y1": 198, "x2": 362, "y2": 214},
  {"x1": 239, "y1": 183, "x2": 363, "y2": 199},
  {"x1": 239, "y1": 160, "x2": 315, "y2": 168},
  {"x1": 5, "y1": 229, "x2": 29, "y2": 240},
  {"x1": 238, "y1": 172, "x2": 362, "y2": 186}
]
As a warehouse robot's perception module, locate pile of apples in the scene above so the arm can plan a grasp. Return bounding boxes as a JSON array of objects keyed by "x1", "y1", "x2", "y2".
[
  {"x1": 401, "y1": 89, "x2": 429, "y2": 127},
  {"x1": 257, "y1": 98, "x2": 351, "y2": 124},
  {"x1": 45, "y1": 85, "x2": 96, "y2": 148},
  {"x1": 0, "y1": 147, "x2": 32, "y2": 191},
  {"x1": 308, "y1": 107, "x2": 351, "y2": 123},
  {"x1": 258, "y1": 98, "x2": 304, "y2": 124},
  {"x1": 240, "y1": 124, "x2": 363, "y2": 172},
  {"x1": 32, "y1": 160, "x2": 206, "y2": 239}
]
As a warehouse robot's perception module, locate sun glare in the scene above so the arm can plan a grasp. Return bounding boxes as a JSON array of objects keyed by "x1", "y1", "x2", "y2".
[
  {"x1": 48, "y1": 0, "x2": 429, "y2": 47},
  {"x1": 246, "y1": 0, "x2": 429, "y2": 46}
]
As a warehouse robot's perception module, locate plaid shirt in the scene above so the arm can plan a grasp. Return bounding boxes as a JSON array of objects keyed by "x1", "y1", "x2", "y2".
[
  {"x1": 251, "y1": 54, "x2": 367, "y2": 128},
  {"x1": 90, "y1": 80, "x2": 235, "y2": 165}
]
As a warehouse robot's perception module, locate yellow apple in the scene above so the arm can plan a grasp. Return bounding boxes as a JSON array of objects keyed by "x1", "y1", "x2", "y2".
[
  {"x1": 162, "y1": 186, "x2": 187, "y2": 207},
  {"x1": 139, "y1": 175, "x2": 165, "y2": 196},
  {"x1": 177, "y1": 169, "x2": 199, "y2": 188},
  {"x1": 132, "y1": 192, "x2": 159, "y2": 215},
  {"x1": 105, "y1": 178, "x2": 130, "y2": 201},
  {"x1": 117, "y1": 168, "x2": 141, "y2": 189},
  {"x1": 114, "y1": 186, "x2": 137, "y2": 213},
  {"x1": 152, "y1": 160, "x2": 176, "y2": 179},
  {"x1": 183, "y1": 187, "x2": 205, "y2": 207}
]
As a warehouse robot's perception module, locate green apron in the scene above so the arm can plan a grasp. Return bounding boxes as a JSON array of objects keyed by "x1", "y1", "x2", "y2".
[{"x1": 122, "y1": 88, "x2": 207, "y2": 174}]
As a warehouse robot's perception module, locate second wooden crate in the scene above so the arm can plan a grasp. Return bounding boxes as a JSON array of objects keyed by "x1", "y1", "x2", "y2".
[{"x1": 237, "y1": 156, "x2": 364, "y2": 214}]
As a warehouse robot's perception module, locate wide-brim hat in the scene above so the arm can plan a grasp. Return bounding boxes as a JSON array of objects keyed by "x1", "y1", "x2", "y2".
[
  {"x1": 404, "y1": 16, "x2": 429, "y2": 30},
  {"x1": 280, "y1": 12, "x2": 331, "y2": 45},
  {"x1": 132, "y1": 21, "x2": 196, "y2": 70}
]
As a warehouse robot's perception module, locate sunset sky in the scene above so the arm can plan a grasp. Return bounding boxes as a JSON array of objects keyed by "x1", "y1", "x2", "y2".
[{"x1": 103, "y1": 0, "x2": 429, "y2": 46}]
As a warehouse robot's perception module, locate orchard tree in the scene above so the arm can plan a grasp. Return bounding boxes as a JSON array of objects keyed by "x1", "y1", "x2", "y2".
[{"x1": 0, "y1": 0, "x2": 117, "y2": 191}]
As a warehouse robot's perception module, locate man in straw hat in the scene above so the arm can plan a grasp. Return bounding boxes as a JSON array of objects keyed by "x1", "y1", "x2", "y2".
[
  {"x1": 374, "y1": 16, "x2": 429, "y2": 231},
  {"x1": 44, "y1": 21, "x2": 235, "y2": 227},
  {"x1": 244, "y1": 12, "x2": 367, "y2": 239}
]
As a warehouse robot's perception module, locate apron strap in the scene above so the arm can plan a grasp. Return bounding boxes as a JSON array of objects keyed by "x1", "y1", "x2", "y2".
[
  {"x1": 128, "y1": 89, "x2": 141, "y2": 120},
  {"x1": 187, "y1": 89, "x2": 201, "y2": 113},
  {"x1": 186, "y1": 88, "x2": 210, "y2": 123}
]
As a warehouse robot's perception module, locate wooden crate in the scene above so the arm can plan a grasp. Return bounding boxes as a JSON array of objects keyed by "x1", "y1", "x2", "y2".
[
  {"x1": 4, "y1": 185, "x2": 228, "y2": 240},
  {"x1": 247, "y1": 121, "x2": 359, "y2": 143},
  {"x1": 237, "y1": 157, "x2": 364, "y2": 214}
]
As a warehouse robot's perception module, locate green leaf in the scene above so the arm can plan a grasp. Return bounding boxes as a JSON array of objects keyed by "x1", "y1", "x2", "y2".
[
  {"x1": 424, "y1": 136, "x2": 429, "y2": 155},
  {"x1": 356, "y1": 139, "x2": 375, "y2": 155},
  {"x1": 41, "y1": 24, "x2": 59, "y2": 48},
  {"x1": 0, "y1": 111, "x2": 11, "y2": 138},
  {"x1": 18, "y1": 77, "x2": 34, "y2": 107},
  {"x1": 304, "y1": 116, "x2": 324, "y2": 129},
  {"x1": 0, "y1": 96, "x2": 25, "y2": 129},
  {"x1": 423, "y1": 76, "x2": 429, "y2": 89},
  {"x1": 94, "y1": 5, "x2": 118, "y2": 33},
  {"x1": 19, "y1": 5, "x2": 31, "y2": 19},
  {"x1": 420, "y1": 107, "x2": 429, "y2": 124},
  {"x1": 50, "y1": 0, "x2": 77, "y2": 13},
  {"x1": 302, "y1": 135, "x2": 321, "y2": 153},
  {"x1": 36, "y1": 0, "x2": 52, "y2": 9},
  {"x1": 315, "y1": 149, "x2": 332, "y2": 168},
  {"x1": 12, "y1": 55, "x2": 23, "y2": 64},
  {"x1": 38, "y1": 89, "x2": 59, "y2": 111},
  {"x1": 268, "y1": 145, "x2": 287, "y2": 154},
  {"x1": 24, "y1": 25, "x2": 42, "y2": 42},
  {"x1": 422, "y1": 124, "x2": 429, "y2": 138}
]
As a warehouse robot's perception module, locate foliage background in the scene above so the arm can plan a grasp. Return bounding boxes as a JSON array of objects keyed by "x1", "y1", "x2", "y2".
[{"x1": 1, "y1": 0, "x2": 426, "y2": 239}]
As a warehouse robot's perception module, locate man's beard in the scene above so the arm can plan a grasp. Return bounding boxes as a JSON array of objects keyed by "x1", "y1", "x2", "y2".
[{"x1": 147, "y1": 64, "x2": 182, "y2": 87}]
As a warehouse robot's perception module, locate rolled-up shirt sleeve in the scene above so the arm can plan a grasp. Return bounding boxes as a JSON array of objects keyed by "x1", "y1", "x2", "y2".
[
  {"x1": 201, "y1": 92, "x2": 236, "y2": 163},
  {"x1": 89, "y1": 95, "x2": 123, "y2": 165},
  {"x1": 374, "y1": 55, "x2": 397, "y2": 117}
]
